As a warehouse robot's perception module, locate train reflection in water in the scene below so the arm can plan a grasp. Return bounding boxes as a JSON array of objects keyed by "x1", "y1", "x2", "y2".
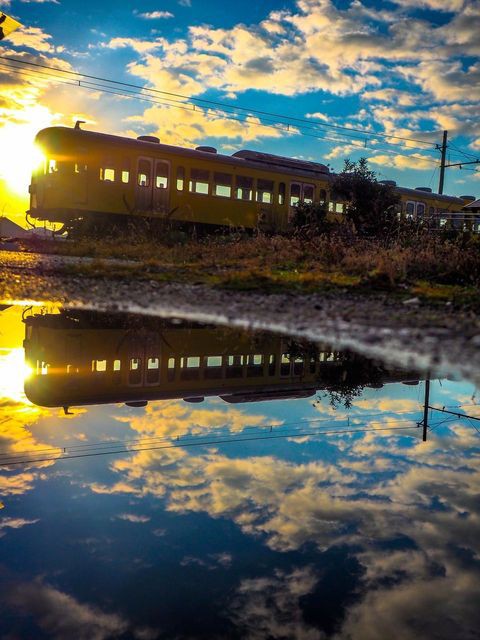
[{"x1": 23, "y1": 308, "x2": 420, "y2": 410}]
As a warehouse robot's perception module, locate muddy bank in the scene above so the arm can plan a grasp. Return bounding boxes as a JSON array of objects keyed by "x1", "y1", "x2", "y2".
[{"x1": 1, "y1": 249, "x2": 479, "y2": 385}]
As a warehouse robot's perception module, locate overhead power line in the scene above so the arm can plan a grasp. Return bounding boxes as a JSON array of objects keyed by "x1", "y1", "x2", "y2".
[
  {"x1": 0, "y1": 54, "x2": 439, "y2": 147},
  {"x1": 0, "y1": 55, "x2": 445, "y2": 166}
]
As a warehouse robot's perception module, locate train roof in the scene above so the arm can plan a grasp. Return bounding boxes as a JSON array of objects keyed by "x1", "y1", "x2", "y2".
[
  {"x1": 36, "y1": 126, "x2": 332, "y2": 181},
  {"x1": 395, "y1": 185, "x2": 465, "y2": 204},
  {"x1": 463, "y1": 198, "x2": 480, "y2": 210}
]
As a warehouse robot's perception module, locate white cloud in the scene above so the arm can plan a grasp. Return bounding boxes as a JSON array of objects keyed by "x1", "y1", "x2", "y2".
[
  {"x1": 6, "y1": 580, "x2": 133, "y2": 640},
  {"x1": 136, "y1": 10, "x2": 174, "y2": 20},
  {"x1": 0, "y1": 517, "x2": 39, "y2": 536},
  {"x1": 115, "y1": 513, "x2": 150, "y2": 523},
  {"x1": 390, "y1": 0, "x2": 466, "y2": 11}
]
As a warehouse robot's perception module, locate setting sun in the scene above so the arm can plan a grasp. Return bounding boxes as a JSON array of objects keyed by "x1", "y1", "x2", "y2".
[
  {"x1": 0, "y1": 105, "x2": 54, "y2": 197},
  {"x1": 0, "y1": 347, "x2": 33, "y2": 405}
]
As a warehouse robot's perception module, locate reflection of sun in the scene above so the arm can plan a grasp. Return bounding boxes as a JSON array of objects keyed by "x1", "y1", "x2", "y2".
[
  {"x1": 0, "y1": 348, "x2": 33, "y2": 405},
  {"x1": 0, "y1": 105, "x2": 52, "y2": 196}
]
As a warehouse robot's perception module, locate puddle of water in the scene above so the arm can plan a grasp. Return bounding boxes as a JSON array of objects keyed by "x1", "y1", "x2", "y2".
[{"x1": 0, "y1": 304, "x2": 479, "y2": 639}]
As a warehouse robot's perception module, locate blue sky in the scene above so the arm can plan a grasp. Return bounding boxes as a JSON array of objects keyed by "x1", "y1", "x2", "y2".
[{"x1": 0, "y1": 0, "x2": 479, "y2": 220}]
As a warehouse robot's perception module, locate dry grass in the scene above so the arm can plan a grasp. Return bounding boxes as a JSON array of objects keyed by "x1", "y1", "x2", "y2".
[{"x1": 19, "y1": 231, "x2": 480, "y2": 304}]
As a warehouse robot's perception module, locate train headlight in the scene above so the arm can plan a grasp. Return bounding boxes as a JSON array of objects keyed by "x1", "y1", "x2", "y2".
[{"x1": 31, "y1": 145, "x2": 46, "y2": 175}]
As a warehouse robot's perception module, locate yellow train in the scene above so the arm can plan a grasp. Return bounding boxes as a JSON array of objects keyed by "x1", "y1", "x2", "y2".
[
  {"x1": 23, "y1": 310, "x2": 419, "y2": 410},
  {"x1": 28, "y1": 124, "x2": 476, "y2": 233}
]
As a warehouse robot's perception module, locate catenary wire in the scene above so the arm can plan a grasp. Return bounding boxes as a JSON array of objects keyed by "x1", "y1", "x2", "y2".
[
  {"x1": 0, "y1": 54, "x2": 442, "y2": 147},
  {"x1": 1, "y1": 62, "x2": 441, "y2": 166}
]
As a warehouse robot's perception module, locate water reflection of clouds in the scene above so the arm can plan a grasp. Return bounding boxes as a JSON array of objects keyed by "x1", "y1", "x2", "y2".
[
  {"x1": 1, "y1": 311, "x2": 479, "y2": 640},
  {"x1": 77, "y1": 389, "x2": 480, "y2": 638},
  {"x1": 117, "y1": 399, "x2": 282, "y2": 438},
  {"x1": 4, "y1": 577, "x2": 157, "y2": 640}
]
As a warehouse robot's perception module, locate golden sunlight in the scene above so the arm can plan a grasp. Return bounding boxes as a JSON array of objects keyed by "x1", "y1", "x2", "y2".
[
  {"x1": 0, "y1": 105, "x2": 54, "y2": 197},
  {"x1": 0, "y1": 348, "x2": 33, "y2": 405}
]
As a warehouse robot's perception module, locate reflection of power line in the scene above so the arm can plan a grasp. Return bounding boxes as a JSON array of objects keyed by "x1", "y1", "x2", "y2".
[
  {"x1": 0, "y1": 412, "x2": 464, "y2": 466},
  {"x1": 0, "y1": 411, "x2": 428, "y2": 463},
  {"x1": 427, "y1": 405, "x2": 480, "y2": 436},
  {"x1": 0, "y1": 422, "x2": 425, "y2": 467}
]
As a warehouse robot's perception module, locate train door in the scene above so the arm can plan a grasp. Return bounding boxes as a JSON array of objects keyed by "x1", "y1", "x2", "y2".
[
  {"x1": 135, "y1": 157, "x2": 153, "y2": 212},
  {"x1": 72, "y1": 150, "x2": 88, "y2": 204},
  {"x1": 302, "y1": 184, "x2": 315, "y2": 204},
  {"x1": 288, "y1": 182, "x2": 302, "y2": 220},
  {"x1": 153, "y1": 160, "x2": 170, "y2": 213}
]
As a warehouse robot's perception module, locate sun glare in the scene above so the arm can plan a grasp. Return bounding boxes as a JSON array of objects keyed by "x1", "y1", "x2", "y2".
[
  {"x1": 0, "y1": 348, "x2": 33, "y2": 405},
  {"x1": 0, "y1": 106, "x2": 54, "y2": 197}
]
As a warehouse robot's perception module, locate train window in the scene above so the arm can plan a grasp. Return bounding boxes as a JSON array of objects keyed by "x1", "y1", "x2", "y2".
[
  {"x1": 303, "y1": 184, "x2": 314, "y2": 204},
  {"x1": 121, "y1": 171, "x2": 129, "y2": 184},
  {"x1": 335, "y1": 203, "x2": 344, "y2": 213},
  {"x1": 189, "y1": 168, "x2": 209, "y2": 194},
  {"x1": 319, "y1": 189, "x2": 327, "y2": 205},
  {"x1": 268, "y1": 354, "x2": 276, "y2": 376},
  {"x1": 428, "y1": 206, "x2": 435, "y2": 216},
  {"x1": 278, "y1": 182, "x2": 286, "y2": 205},
  {"x1": 228, "y1": 355, "x2": 244, "y2": 366},
  {"x1": 40, "y1": 362, "x2": 50, "y2": 375},
  {"x1": 48, "y1": 159, "x2": 58, "y2": 173},
  {"x1": 416, "y1": 203, "x2": 425, "y2": 218},
  {"x1": 235, "y1": 176, "x2": 253, "y2": 201},
  {"x1": 100, "y1": 168, "x2": 115, "y2": 182},
  {"x1": 406, "y1": 201, "x2": 415, "y2": 218},
  {"x1": 137, "y1": 160, "x2": 151, "y2": 187},
  {"x1": 214, "y1": 172, "x2": 232, "y2": 198},
  {"x1": 207, "y1": 356, "x2": 222, "y2": 367},
  {"x1": 290, "y1": 183, "x2": 301, "y2": 206},
  {"x1": 130, "y1": 358, "x2": 141, "y2": 370},
  {"x1": 113, "y1": 360, "x2": 121, "y2": 371},
  {"x1": 280, "y1": 354, "x2": 291, "y2": 376},
  {"x1": 155, "y1": 162, "x2": 169, "y2": 189},
  {"x1": 256, "y1": 179, "x2": 274, "y2": 204},
  {"x1": 146, "y1": 357, "x2": 160, "y2": 384},
  {"x1": 177, "y1": 166, "x2": 185, "y2": 191},
  {"x1": 187, "y1": 357, "x2": 200, "y2": 368},
  {"x1": 92, "y1": 360, "x2": 107, "y2": 372},
  {"x1": 74, "y1": 163, "x2": 87, "y2": 174}
]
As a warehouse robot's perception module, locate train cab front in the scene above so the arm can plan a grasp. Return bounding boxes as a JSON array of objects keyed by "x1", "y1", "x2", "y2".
[{"x1": 27, "y1": 125, "x2": 87, "y2": 229}]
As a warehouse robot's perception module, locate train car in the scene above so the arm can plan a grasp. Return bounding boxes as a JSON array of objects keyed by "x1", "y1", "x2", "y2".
[
  {"x1": 22, "y1": 310, "x2": 418, "y2": 410},
  {"x1": 27, "y1": 124, "x2": 472, "y2": 233}
]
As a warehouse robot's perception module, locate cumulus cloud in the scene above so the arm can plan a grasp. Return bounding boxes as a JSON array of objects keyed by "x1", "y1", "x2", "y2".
[
  {"x1": 390, "y1": 0, "x2": 466, "y2": 12},
  {"x1": 230, "y1": 567, "x2": 321, "y2": 640},
  {"x1": 136, "y1": 10, "x2": 174, "y2": 20},
  {"x1": 4, "y1": 579, "x2": 157, "y2": 640},
  {"x1": 115, "y1": 513, "x2": 151, "y2": 523},
  {"x1": 0, "y1": 517, "x2": 39, "y2": 536}
]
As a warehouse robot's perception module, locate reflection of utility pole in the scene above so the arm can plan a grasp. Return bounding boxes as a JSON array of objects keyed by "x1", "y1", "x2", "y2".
[
  {"x1": 437, "y1": 131, "x2": 448, "y2": 195},
  {"x1": 420, "y1": 376, "x2": 430, "y2": 442}
]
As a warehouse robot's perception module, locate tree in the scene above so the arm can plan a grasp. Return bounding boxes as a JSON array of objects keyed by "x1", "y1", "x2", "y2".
[{"x1": 331, "y1": 158, "x2": 400, "y2": 236}]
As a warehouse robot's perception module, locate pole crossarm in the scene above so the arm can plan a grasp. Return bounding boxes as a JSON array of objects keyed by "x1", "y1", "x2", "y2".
[
  {"x1": 428, "y1": 406, "x2": 480, "y2": 422},
  {"x1": 444, "y1": 160, "x2": 480, "y2": 168}
]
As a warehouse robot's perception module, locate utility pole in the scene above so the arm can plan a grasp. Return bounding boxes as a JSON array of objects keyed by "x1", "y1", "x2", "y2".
[
  {"x1": 421, "y1": 376, "x2": 430, "y2": 442},
  {"x1": 438, "y1": 130, "x2": 448, "y2": 195}
]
